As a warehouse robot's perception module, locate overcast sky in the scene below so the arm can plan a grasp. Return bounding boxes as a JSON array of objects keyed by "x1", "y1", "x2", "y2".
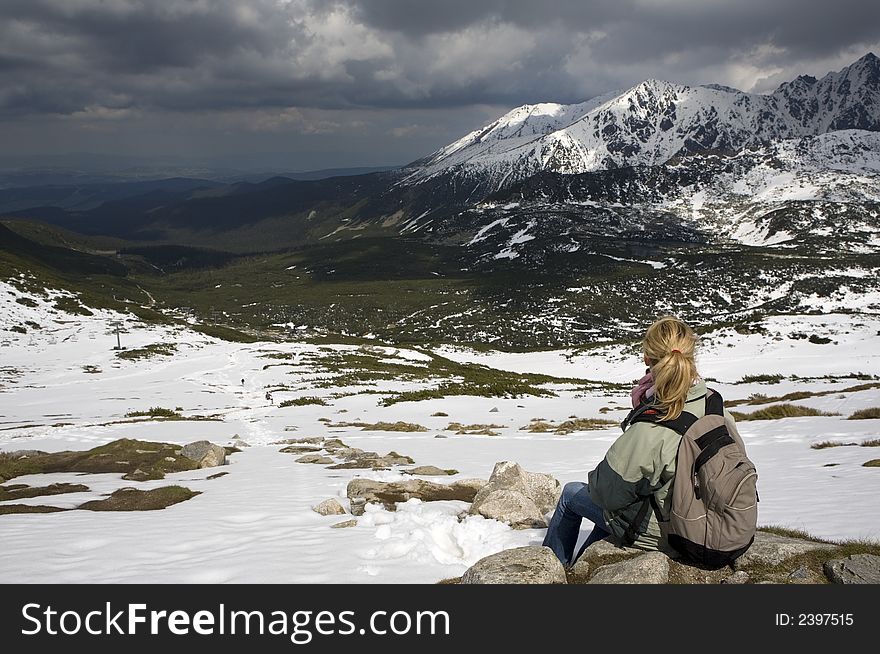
[{"x1": 1, "y1": 0, "x2": 879, "y2": 172}]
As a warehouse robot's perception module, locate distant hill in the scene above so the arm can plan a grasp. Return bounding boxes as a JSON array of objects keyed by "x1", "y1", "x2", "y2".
[{"x1": 0, "y1": 222, "x2": 126, "y2": 277}]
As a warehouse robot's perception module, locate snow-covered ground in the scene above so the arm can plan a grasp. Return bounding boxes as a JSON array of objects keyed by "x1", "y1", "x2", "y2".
[{"x1": 2, "y1": 280, "x2": 880, "y2": 583}]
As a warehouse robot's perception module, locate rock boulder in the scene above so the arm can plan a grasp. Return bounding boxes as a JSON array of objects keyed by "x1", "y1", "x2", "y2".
[
  {"x1": 403, "y1": 465, "x2": 457, "y2": 476},
  {"x1": 468, "y1": 461, "x2": 561, "y2": 529},
  {"x1": 296, "y1": 454, "x2": 333, "y2": 464},
  {"x1": 461, "y1": 546, "x2": 567, "y2": 584},
  {"x1": 824, "y1": 554, "x2": 880, "y2": 584},
  {"x1": 733, "y1": 532, "x2": 835, "y2": 569},
  {"x1": 346, "y1": 478, "x2": 483, "y2": 515},
  {"x1": 312, "y1": 498, "x2": 346, "y2": 516},
  {"x1": 589, "y1": 552, "x2": 670, "y2": 584},
  {"x1": 180, "y1": 441, "x2": 226, "y2": 468},
  {"x1": 471, "y1": 489, "x2": 547, "y2": 529}
]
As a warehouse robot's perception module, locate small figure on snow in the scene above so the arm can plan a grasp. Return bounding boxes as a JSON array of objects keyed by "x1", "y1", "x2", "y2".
[{"x1": 266, "y1": 391, "x2": 273, "y2": 405}]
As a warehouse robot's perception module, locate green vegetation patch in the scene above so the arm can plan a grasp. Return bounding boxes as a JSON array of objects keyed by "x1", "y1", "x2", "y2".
[
  {"x1": 728, "y1": 382, "x2": 880, "y2": 408},
  {"x1": 848, "y1": 407, "x2": 880, "y2": 420},
  {"x1": 0, "y1": 482, "x2": 89, "y2": 501},
  {"x1": 522, "y1": 417, "x2": 618, "y2": 434},
  {"x1": 120, "y1": 407, "x2": 219, "y2": 422},
  {"x1": 0, "y1": 504, "x2": 67, "y2": 515},
  {"x1": 757, "y1": 525, "x2": 824, "y2": 541},
  {"x1": 381, "y1": 379, "x2": 556, "y2": 406},
  {"x1": 810, "y1": 441, "x2": 857, "y2": 449},
  {"x1": 354, "y1": 420, "x2": 428, "y2": 431},
  {"x1": 864, "y1": 459, "x2": 880, "y2": 467},
  {"x1": 0, "y1": 439, "x2": 201, "y2": 484},
  {"x1": 192, "y1": 323, "x2": 260, "y2": 343},
  {"x1": 116, "y1": 343, "x2": 177, "y2": 361},
  {"x1": 730, "y1": 404, "x2": 841, "y2": 421},
  {"x1": 279, "y1": 396, "x2": 329, "y2": 407},
  {"x1": 125, "y1": 406, "x2": 181, "y2": 419},
  {"x1": 52, "y1": 296, "x2": 94, "y2": 316},
  {"x1": 300, "y1": 348, "x2": 581, "y2": 406},
  {"x1": 327, "y1": 421, "x2": 429, "y2": 432},
  {"x1": 445, "y1": 422, "x2": 504, "y2": 436},
  {"x1": 737, "y1": 373, "x2": 784, "y2": 384},
  {"x1": 78, "y1": 486, "x2": 200, "y2": 511}
]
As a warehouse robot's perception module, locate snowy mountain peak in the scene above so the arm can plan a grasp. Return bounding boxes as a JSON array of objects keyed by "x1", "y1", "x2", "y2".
[
  {"x1": 770, "y1": 54, "x2": 880, "y2": 133},
  {"x1": 405, "y1": 54, "x2": 880, "y2": 190},
  {"x1": 854, "y1": 51, "x2": 879, "y2": 72},
  {"x1": 701, "y1": 83, "x2": 743, "y2": 94}
]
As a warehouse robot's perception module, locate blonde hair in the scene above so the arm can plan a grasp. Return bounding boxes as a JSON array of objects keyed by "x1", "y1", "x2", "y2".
[{"x1": 642, "y1": 316, "x2": 698, "y2": 421}]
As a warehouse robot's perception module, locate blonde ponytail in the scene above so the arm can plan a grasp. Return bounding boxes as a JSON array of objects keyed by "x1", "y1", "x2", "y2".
[{"x1": 642, "y1": 316, "x2": 698, "y2": 421}]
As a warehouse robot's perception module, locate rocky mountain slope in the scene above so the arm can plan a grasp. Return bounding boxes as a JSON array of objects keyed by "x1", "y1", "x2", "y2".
[{"x1": 404, "y1": 53, "x2": 880, "y2": 192}]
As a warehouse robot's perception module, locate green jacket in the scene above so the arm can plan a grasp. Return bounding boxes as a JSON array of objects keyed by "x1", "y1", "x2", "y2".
[{"x1": 588, "y1": 380, "x2": 730, "y2": 552}]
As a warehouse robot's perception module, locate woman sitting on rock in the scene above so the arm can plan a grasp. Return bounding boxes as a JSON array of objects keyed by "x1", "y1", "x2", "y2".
[{"x1": 543, "y1": 315, "x2": 731, "y2": 565}]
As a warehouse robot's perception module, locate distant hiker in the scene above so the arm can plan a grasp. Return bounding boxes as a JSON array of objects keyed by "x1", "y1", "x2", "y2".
[
  {"x1": 543, "y1": 315, "x2": 757, "y2": 568},
  {"x1": 241, "y1": 378, "x2": 245, "y2": 386},
  {"x1": 266, "y1": 392, "x2": 273, "y2": 404}
]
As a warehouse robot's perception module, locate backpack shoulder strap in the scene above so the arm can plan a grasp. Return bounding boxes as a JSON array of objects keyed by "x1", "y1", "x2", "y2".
[
  {"x1": 705, "y1": 388, "x2": 723, "y2": 416},
  {"x1": 625, "y1": 401, "x2": 698, "y2": 436},
  {"x1": 622, "y1": 387, "x2": 722, "y2": 435},
  {"x1": 619, "y1": 399, "x2": 662, "y2": 432}
]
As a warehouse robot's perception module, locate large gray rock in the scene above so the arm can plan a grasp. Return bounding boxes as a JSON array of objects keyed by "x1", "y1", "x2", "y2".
[
  {"x1": 279, "y1": 444, "x2": 323, "y2": 453},
  {"x1": 824, "y1": 554, "x2": 880, "y2": 584},
  {"x1": 330, "y1": 519, "x2": 358, "y2": 529},
  {"x1": 589, "y1": 552, "x2": 670, "y2": 584},
  {"x1": 296, "y1": 454, "x2": 333, "y2": 464},
  {"x1": 337, "y1": 447, "x2": 376, "y2": 461},
  {"x1": 568, "y1": 558, "x2": 591, "y2": 580},
  {"x1": 382, "y1": 451, "x2": 415, "y2": 465},
  {"x1": 470, "y1": 489, "x2": 547, "y2": 529},
  {"x1": 321, "y1": 438, "x2": 346, "y2": 450},
  {"x1": 461, "y1": 546, "x2": 567, "y2": 584},
  {"x1": 557, "y1": 538, "x2": 642, "y2": 580},
  {"x1": 733, "y1": 532, "x2": 835, "y2": 569},
  {"x1": 452, "y1": 478, "x2": 488, "y2": 495},
  {"x1": 403, "y1": 465, "x2": 457, "y2": 476},
  {"x1": 522, "y1": 471, "x2": 563, "y2": 515},
  {"x1": 468, "y1": 461, "x2": 561, "y2": 529},
  {"x1": 180, "y1": 441, "x2": 226, "y2": 468},
  {"x1": 577, "y1": 538, "x2": 643, "y2": 563},
  {"x1": 329, "y1": 458, "x2": 391, "y2": 470},
  {"x1": 329, "y1": 450, "x2": 414, "y2": 470},
  {"x1": 312, "y1": 498, "x2": 346, "y2": 516},
  {"x1": 346, "y1": 478, "x2": 482, "y2": 515}
]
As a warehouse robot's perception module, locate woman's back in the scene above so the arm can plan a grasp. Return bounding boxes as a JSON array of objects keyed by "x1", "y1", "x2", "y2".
[{"x1": 589, "y1": 379, "x2": 712, "y2": 552}]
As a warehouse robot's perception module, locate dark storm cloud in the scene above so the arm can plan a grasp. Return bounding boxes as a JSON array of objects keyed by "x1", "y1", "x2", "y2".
[
  {"x1": 3, "y1": 0, "x2": 880, "y2": 117},
  {"x1": 0, "y1": 1, "x2": 878, "y2": 167},
  {"x1": 346, "y1": 0, "x2": 880, "y2": 61}
]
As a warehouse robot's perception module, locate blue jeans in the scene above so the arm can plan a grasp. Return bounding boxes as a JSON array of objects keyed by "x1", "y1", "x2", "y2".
[{"x1": 542, "y1": 481, "x2": 610, "y2": 566}]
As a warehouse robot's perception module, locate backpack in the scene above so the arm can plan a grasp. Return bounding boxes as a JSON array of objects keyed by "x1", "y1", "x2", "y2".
[{"x1": 625, "y1": 389, "x2": 758, "y2": 568}]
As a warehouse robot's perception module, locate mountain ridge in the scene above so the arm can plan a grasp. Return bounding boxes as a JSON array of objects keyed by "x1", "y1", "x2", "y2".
[{"x1": 404, "y1": 53, "x2": 880, "y2": 191}]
